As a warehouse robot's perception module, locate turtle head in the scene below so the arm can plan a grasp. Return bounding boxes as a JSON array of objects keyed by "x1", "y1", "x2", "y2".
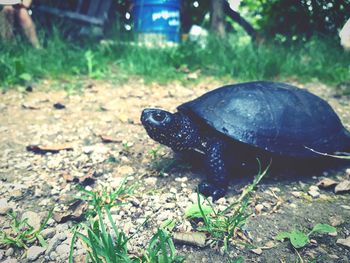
[{"x1": 141, "y1": 108, "x2": 199, "y2": 150}]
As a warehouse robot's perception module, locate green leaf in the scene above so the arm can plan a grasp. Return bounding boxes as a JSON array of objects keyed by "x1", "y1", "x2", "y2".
[
  {"x1": 185, "y1": 203, "x2": 213, "y2": 219},
  {"x1": 289, "y1": 230, "x2": 309, "y2": 249},
  {"x1": 36, "y1": 234, "x2": 46, "y2": 247},
  {"x1": 309, "y1": 224, "x2": 336, "y2": 236},
  {"x1": 160, "y1": 219, "x2": 176, "y2": 232},
  {"x1": 19, "y1": 73, "x2": 32, "y2": 81},
  {"x1": 230, "y1": 256, "x2": 245, "y2": 263},
  {"x1": 275, "y1": 231, "x2": 291, "y2": 241}
]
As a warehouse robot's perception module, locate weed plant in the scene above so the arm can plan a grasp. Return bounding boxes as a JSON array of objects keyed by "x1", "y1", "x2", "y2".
[
  {"x1": 75, "y1": 179, "x2": 136, "y2": 218},
  {"x1": 70, "y1": 205, "x2": 184, "y2": 263},
  {"x1": 70, "y1": 181, "x2": 184, "y2": 262},
  {"x1": 1, "y1": 28, "x2": 349, "y2": 89},
  {"x1": 275, "y1": 223, "x2": 336, "y2": 249},
  {"x1": 0, "y1": 208, "x2": 53, "y2": 249},
  {"x1": 186, "y1": 161, "x2": 270, "y2": 252}
]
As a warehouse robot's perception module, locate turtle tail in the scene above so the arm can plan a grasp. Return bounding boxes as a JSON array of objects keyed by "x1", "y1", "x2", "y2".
[
  {"x1": 343, "y1": 145, "x2": 350, "y2": 156},
  {"x1": 341, "y1": 130, "x2": 350, "y2": 156}
]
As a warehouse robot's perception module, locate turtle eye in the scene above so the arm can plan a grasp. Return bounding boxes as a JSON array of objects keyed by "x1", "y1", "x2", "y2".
[{"x1": 153, "y1": 111, "x2": 166, "y2": 122}]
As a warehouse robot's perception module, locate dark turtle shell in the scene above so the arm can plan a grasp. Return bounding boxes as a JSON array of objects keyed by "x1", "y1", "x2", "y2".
[{"x1": 178, "y1": 81, "x2": 350, "y2": 157}]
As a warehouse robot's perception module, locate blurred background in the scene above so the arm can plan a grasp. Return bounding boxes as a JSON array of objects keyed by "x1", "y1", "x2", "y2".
[{"x1": 0, "y1": 0, "x2": 349, "y2": 89}]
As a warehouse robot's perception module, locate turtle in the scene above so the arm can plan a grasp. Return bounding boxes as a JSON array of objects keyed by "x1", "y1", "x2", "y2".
[{"x1": 141, "y1": 81, "x2": 350, "y2": 200}]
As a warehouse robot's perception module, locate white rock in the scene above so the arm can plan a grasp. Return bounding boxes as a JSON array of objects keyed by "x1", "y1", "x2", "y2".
[
  {"x1": 144, "y1": 177, "x2": 157, "y2": 186},
  {"x1": 170, "y1": 187, "x2": 177, "y2": 194},
  {"x1": 136, "y1": 218, "x2": 147, "y2": 224},
  {"x1": 56, "y1": 232, "x2": 68, "y2": 241},
  {"x1": 0, "y1": 198, "x2": 12, "y2": 215},
  {"x1": 335, "y1": 180, "x2": 350, "y2": 194},
  {"x1": 251, "y1": 247, "x2": 263, "y2": 255},
  {"x1": 289, "y1": 203, "x2": 297, "y2": 209},
  {"x1": 189, "y1": 193, "x2": 199, "y2": 203},
  {"x1": 45, "y1": 234, "x2": 64, "y2": 255},
  {"x1": 144, "y1": 211, "x2": 153, "y2": 217},
  {"x1": 157, "y1": 211, "x2": 172, "y2": 221},
  {"x1": 39, "y1": 199, "x2": 50, "y2": 206},
  {"x1": 308, "y1": 186, "x2": 320, "y2": 198},
  {"x1": 164, "y1": 203, "x2": 176, "y2": 209},
  {"x1": 82, "y1": 144, "x2": 108, "y2": 155},
  {"x1": 255, "y1": 204, "x2": 264, "y2": 214},
  {"x1": 346, "y1": 168, "x2": 350, "y2": 177},
  {"x1": 46, "y1": 218, "x2": 56, "y2": 226},
  {"x1": 5, "y1": 247, "x2": 14, "y2": 257},
  {"x1": 49, "y1": 251, "x2": 57, "y2": 260},
  {"x1": 21, "y1": 211, "x2": 41, "y2": 230},
  {"x1": 109, "y1": 177, "x2": 125, "y2": 188},
  {"x1": 117, "y1": 165, "x2": 134, "y2": 176},
  {"x1": 330, "y1": 216, "x2": 344, "y2": 227},
  {"x1": 2, "y1": 259, "x2": 18, "y2": 263},
  {"x1": 27, "y1": 246, "x2": 46, "y2": 261},
  {"x1": 56, "y1": 243, "x2": 70, "y2": 259},
  {"x1": 34, "y1": 188, "x2": 43, "y2": 197},
  {"x1": 337, "y1": 236, "x2": 350, "y2": 248},
  {"x1": 41, "y1": 228, "x2": 56, "y2": 239},
  {"x1": 175, "y1": 177, "x2": 188, "y2": 183}
]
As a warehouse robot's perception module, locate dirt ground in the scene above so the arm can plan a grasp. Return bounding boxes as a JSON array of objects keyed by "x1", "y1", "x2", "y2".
[{"x1": 0, "y1": 78, "x2": 349, "y2": 262}]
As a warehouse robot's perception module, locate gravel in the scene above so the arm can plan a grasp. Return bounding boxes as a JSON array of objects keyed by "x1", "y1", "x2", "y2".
[
  {"x1": 27, "y1": 246, "x2": 46, "y2": 261},
  {"x1": 0, "y1": 79, "x2": 349, "y2": 262}
]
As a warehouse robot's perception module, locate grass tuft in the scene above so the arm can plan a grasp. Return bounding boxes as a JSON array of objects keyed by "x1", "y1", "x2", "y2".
[
  {"x1": 70, "y1": 182, "x2": 185, "y2": 263},
  {"x1": 0, "y1": 208, "x2": 53, "y2": 249},
  {"x1": 191, "y1": 161, "x2": 270, "y2": 252},
  {"x1": 1, "y1": 31, "x2": 349, "y2": 89}
]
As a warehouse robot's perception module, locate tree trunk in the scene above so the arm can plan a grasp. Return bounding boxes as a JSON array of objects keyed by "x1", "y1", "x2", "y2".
[
  {"x1": 210, "y1": 0, "x2": 225, "y2": 37},
  {"x1": 224, "y1": 1, "x2": 257, "y2": 40}
]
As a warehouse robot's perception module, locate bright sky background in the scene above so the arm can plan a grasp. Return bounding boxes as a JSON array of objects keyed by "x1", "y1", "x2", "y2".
[{"x1": 228, "y1": 0, "x2": 242, "y2": 11}]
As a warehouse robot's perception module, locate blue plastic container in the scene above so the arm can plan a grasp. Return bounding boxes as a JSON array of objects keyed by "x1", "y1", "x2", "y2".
[{"x1": 133, "y1": 0, "x2": 181, "y2": 43}]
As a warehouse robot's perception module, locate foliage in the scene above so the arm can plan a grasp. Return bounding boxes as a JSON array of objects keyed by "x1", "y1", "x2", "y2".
[
  {"x1": 141, "y1": 228, "x2": 185, "y2": 263},
  {"x1": 189, "y1": 161, "x2": 269, "y2": 252},
  {"x1": 148, "y1": 146, "x2": 191, "y2": 177},
  {"x1": 71, "y1": 206, "x2": 184, "y2": 262},
  {"x1": 71, "y1": 184, "x2": 184, "y2": 263},
  {"x1": 275, "y1": 223, "x2": 337, "y2": 249},
  {"x1": 0, "y1": 208, "x2": 53, "y2": 249},
  {"x1": 71, "y1": 207, "x2": 133, "y2": 262},
  {"x1": 75, "y1": 180, "x2": 136, "y2": 218},
  {"x1": 1, "y1": 28, "x2": 350, "y2": 89},
  {"x1": 241, "y1": 0, "x2": 350, "y2": 39},
  {"x1": 185, "y1": 203, "x2": 213, "y2": 219}
]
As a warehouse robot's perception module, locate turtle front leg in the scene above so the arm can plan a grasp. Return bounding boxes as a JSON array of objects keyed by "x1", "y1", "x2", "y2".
[{"x1": 198, "y1": 140, "x2": 229, "y2": 201}]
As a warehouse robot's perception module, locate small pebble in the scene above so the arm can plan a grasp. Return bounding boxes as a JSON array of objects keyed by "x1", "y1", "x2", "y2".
[
  {"x1": 175, "y1": 177, "x2": 188, "y2": 183},
  {"x1": 55, "y1": 243, "x2": 70, "y2": 259},
  {"x1": 255, "y1": 204, "x2": 264, "y2": 214},
  {"x1": 144, "y1": 177, "x2": 157, "y2": 186},
  {"x1": 49, "y1": 251, "x2": 57, "y2": 260},
  {"x1": 251, "y1": 247, "x2": 263, "y2": 255},
  {"x1": 46, "y1": 234, "x2": 64, "y2": 255},
  {"x1": 27, "y1": 246, "x2": 46, "y2": 261},
  {"x1": 5, "y1": 247, "x2": 14, "y2": 257},
  {"x1": 2, "y1": 259, "x2": 18, "y2": 263},
  {"x1": 41, "y1": 228, "x2": 56, "y2": 239},
  {"x1": 21, "y1": 211, "x2": 42, "y2": 230},
  {"x1": 0, "y1": 198, "x2": 12, "y2": 215}
]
